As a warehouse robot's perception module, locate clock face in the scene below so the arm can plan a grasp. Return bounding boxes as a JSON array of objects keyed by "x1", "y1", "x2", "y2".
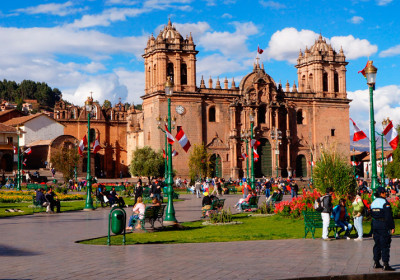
[{"x1": 176, "y1": 105, "x2": 185, "y2": 115}]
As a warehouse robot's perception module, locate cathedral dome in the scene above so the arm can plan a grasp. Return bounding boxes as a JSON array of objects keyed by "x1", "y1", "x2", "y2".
[
  {"x1": 309, "y1": 34, "x2": 332, "y2": 54},
  {"x1": 158, "y1": 19, "x2": 183, "y2": 41}
]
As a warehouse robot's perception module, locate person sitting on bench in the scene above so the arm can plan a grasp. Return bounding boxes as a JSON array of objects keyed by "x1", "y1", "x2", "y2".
[
  {"x1": 126, "y1": 197, "x2": 146, "y2": 230},
  {"x1": 332, "y1": 198, "x2": 353, "y2": 239},
  {"x1": 45, "y1": 187, "x2": 61, "y2": 213},
  {"x1": 36, "y1": 188, "x2": 50, "y2": 212}
]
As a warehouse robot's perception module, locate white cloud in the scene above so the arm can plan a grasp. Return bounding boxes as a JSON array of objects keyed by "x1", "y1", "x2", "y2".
[
  {"x1": 15, "y1": 1, "x2": 85, "y2": 16},
  {"x1": 115, "y1": 69, "x2": 145, "y2": 104},
  {"x1": 222, "y1": 13, "x2": 233, "y2": 19},
  {"x1": 380, "y1": 45, "x2": 400, "y2": 57},
  {"x1": 377, "y1": 0, "x2": 392, "y2": 6},
  {"x1": 348, "y1": 85, "x2": 400, "y2": 134},
  {"x1": 350, "y1": 16, "x2": 364, "y2": 24},
  {"x1": 265, "y1": 28, "x2": 319, "y2": 63},
  {"x1": 330, "y1": 35, "x2": 378, "y2": 60},
  {"x1": 259, "y1": 1, "x2": 286, "y2": 9},
  {"x1": 265, "y1": 28, "x2": 378, "y2": 63},
  {"x1": 159, "y1": 21, "x2": 211, "y2": 42},
  {"x1": 197, "y1": 54, "x2": 251, "y2": 77}
]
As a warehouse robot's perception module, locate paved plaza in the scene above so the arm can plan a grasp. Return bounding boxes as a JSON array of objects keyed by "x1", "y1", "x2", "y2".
[{"x1": 0, "y1": 194, "x2": 399, "y2": 280}]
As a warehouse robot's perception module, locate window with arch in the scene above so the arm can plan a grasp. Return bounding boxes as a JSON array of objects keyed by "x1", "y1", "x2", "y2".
[
  {"x1": 209, "y1": 106, "x2": 216, "y2": 122},
  {"x1": 308, "y1": 73, "x2": 313, "y2": 91},
  {"x1": 334, "y1": 71, "x2": 339, "y2": 92},
  {"x1": 296, "y1": 109, "x2": 304, "y2": 125},
  {"x1": 153, "y1": 64, "x2": 157, "y2": 86},
  {"x1": 323, "y1": 72, "x2": 328, "y2": 92},
  {"x1": 301, "y1": 75, "x2": 306, "y2": 91},
  {"x1": 181, "y1": 63, "x2": 187, "y2": 85},
  {"x1": 167, "y1": 62, "x2": 174, "y2": 82},
  {"x1": 258, "y1": 105, "x2": 266, "y2": 124}
]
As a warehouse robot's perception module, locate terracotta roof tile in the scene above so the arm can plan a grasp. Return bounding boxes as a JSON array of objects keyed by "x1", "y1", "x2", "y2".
[
  {"x1": 0, "y1": 122, "x2": 17, "y2": 133},
  {"x1": 3, "y1": 113, "x2": 44, "y2": 126}
]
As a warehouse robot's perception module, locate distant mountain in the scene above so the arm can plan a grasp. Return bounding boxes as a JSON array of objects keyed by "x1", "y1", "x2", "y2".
[{"x1": 350, "y1": 136, "x2": 390, "y2": 152}]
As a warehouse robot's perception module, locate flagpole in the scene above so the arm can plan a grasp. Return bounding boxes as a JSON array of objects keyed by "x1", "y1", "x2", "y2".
[
  {"x1": 84, "y1": 95, "x2": 95, "y2": 211},
  {"x1": 16, "y1": 128, "x2": 21, "y2": 191},
  {"x1": 352, "y1": 148, "x2": 356, "y2": 177},
  {"x1": 250, "y1": 112, "x2": 255, "y2": 190},
  {"x1": 376, "y1": 132, "x2": 385, "y2": 187}
]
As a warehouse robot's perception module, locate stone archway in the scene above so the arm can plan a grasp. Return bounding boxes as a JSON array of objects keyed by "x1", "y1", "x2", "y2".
[
  {"x1": 210, "y1": 154, "x2": 222, "y2": 178},
  {"x1": 255, "y1": 138, "x2": 272, "y2": 177},
  {"x1": 295, "y1": 155, "x2": 307, "y2": 178},
  {"x1": 1, "y1": 153, "x2": 13, "y2": 171}
]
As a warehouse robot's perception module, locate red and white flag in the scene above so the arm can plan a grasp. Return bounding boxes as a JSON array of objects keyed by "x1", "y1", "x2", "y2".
[
  {"x1": 251, "y1": 139, "x2": 260, "y2": 149},
  {"x1": 175, "y1": 127, "x2": 191, "y2": 152},
  {"x1": 78, "y1": 135, "x2": 87, "y2": 156},
  {"x1": 383, "y1": 120, "x2": 399, "y2": 150},
  {"x1": 351, "y1": 161, "x2": 361, "y2": 166},
  {"x1": 253, "y1": 149, "x2": 259, "y2": 161},
  {"x1": 162, "y1": 149, "x2": 166, "y2": 159},
  {"x1": 13, "y1": 146, "x2": 17, "y2": 154},
  {"x1": 241, "y1": 152, "x2": 248, "y2": 159},
  {"x1": 22, "y1": 158, "x2": 27, "y2": 166},
  {"x1": 387, "y1": 153, "x2": 393, "y2": 162},
  {"x1": 171, "y1": 150, "x2": 178, "y2": 157},
  {"x1": 257, "y1": 45, "x2": 264, "y2": 54},
  {"x1": 350, "y1": 118, "x2": 367, "y2": 142},
  {"x1": 309, "y1": 161, "x2": 315, "y2": 166},
  {"x1": 165, "y1": 125, "x2": 175, "y2": 145},
  {"x1": 93, "y1": 136, "x2": 101, "y2": 154},
  {"x1": 24, "y1": 147, "x2": 32, "y2": 155}
]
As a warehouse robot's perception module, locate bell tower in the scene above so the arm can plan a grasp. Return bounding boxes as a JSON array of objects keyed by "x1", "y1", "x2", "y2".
[
  {"x1": 295, "y1": 34, "x2": 348, "y2": 98},
  {"x1": 143, "y1": 19, "x2": 199, "y2": 94}
]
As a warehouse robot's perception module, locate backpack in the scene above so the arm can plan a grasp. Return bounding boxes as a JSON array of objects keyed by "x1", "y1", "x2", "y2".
[{"x1": 314, "y1": 196, "x2": 324, "y2": 212}]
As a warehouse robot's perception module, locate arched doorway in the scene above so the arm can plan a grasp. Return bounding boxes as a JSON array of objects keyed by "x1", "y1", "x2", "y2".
[
  {"x1": 255, "y1": 138, "x2": 272, "y2": 177},
  {"x1": 295, "y1": 155, "x2": 307, "y2": 178},
  {"x1": 1, "y1": 153, "x2": 13, "y2": 171},
  {"x1": 210, "y1": 154, "x2": 222, "y2": 178}
]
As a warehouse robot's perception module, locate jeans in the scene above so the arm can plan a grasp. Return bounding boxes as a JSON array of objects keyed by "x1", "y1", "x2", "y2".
[
  {"x1": 291, "y1": 190, "x2": 297, "y2": 199},
  {"x1": 321, "y1": 213, "x2": 330, "y2": 239},
  {"x1": 196, "y1": 189, "x2": 201, "y2": 198},
  {"x1": 336, "y1": 220, "x2": 353, "y2": 236},
  {"x1": 265, "y1": 189, "x2": 271, "y2": 199},
  {"x1": 354, "y1": 216, "x2": 363, "y2": 238}
]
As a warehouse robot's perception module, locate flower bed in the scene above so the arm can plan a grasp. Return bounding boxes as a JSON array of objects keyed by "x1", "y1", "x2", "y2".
[{"x1": 0, "y1": 190, "x2": 85, "y2": 203}]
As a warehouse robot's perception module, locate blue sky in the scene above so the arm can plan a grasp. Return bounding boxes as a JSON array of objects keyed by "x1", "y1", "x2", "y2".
[{"x1": 0, "y1": 0, "x2": 399, "y2": 136}]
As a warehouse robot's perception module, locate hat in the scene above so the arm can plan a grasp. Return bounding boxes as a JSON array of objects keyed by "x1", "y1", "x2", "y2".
[
  {"x1": 204, "y1": 192, "x2": 209, "y2": 196},
  {"x1": 375, "y1": 186, "x2": 385, "y2": 195}
]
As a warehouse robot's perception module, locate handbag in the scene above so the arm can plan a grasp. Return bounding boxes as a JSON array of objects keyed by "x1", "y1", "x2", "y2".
[{"x1": 103, "y1": 195, "x2": 109, "y2": 203}]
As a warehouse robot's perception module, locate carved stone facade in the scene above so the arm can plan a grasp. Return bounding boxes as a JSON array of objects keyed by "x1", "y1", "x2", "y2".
[{"x1": 126, "y1": 21, "x2": 351, "y2": 179}]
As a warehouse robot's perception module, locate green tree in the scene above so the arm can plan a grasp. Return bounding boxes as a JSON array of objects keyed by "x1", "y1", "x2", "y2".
[
  {"x1": 188, "y1": 144, "x2": 211, "y2": 181},
  {"x1": 50, "y1": 146, "x2": 80, "y2": 182},
  {"x1": 103, "y1": 100, "x2": 112, "y2": 109},
  {"x1": 313, "y1": 148, "x2": 357, "y2": 196},
  {"x1": 129, "y1": 146, "x2": 164, "y2": 181},
  {"x1": 384, "y1": 126, "x2": 400, "y2": 178}
]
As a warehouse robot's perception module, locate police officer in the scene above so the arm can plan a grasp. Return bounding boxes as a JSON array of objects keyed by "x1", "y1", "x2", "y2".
[{"x1": 371, "y1": 186, "x2": 395, "y2": 271}]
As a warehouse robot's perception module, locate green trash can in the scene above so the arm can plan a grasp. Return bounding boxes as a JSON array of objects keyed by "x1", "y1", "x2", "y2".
[
  {"x1": 111, "y1": 209, "x2": 125, "y2": 235},
  {"x1": 53, "y1": 179, "x2": 57, "y2": 184}
]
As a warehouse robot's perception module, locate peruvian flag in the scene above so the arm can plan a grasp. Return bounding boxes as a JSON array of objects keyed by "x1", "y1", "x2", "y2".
[
  {"x1": 93, "y1": 136, "x2": 101, "y2": 154},
  {"x1": 350, "y1": 118, "x2": 367, "y2": 142},
  {"x1": 13, "y1": 146, "x2": 17, "y2": 154},
  {"x1": 22, "y1": 158, "x2": 27, "y2": 166},
  {"x1": 253, "y1": 149, "x2": 259, "y2": 161},
  {"x1": 251, "y1": 139, "x2": 260, "y2": 149},
  {"x1": 241, "y1": 152, "x2": 248, "y2": 159},
  {"x1": 358, "y1": 62, "x2": 368, "y2": 79},
  {"x1": 257, "y1": 45, "x2": 264, "y2": 54},
  {"x1": 162, "y1": 149, "x2": 166, "y2": 159},
  {"x1": 172, "y1": 150, "x2": 178, "y2": 157},
  {"x1": 165, "y1": 125, "x2": 175, "y2": 145},
  {"x1": 78, "y1": 135, "x2": 87, "y2": 156},
  {"x1": 351, "y1": 161, "x2": 361, "y2": 166},
  {"x1": 309, "y1": 161, "x2": 315, "y2": 166},
  {"x1": 24, "y1": 147, "x2": 32, "y2": 155},
  {"x1": 175, "y1": 127, "x2": 191, "y2": 152},
  {"x1": 383, "y1": 120, "x2": 399, "y2": 150},
  {"x1": 387, "y1": 153, "x2": 393, "y2": 162}
]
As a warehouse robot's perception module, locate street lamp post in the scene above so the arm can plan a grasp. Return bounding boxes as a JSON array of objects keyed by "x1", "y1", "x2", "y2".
[
  {"x1": 376, "y1": 131, "x2": 385, "y2": 187},
  {"x1": 271, "y1": 127, "x2": 282, "y2": 178},
  {"x1": 16, "y1": 128, "x2": 21, "y2": 191},
  {"x1": 352, "y1": 148, "x2": 356, "y2": 177},
  {"x1": 365, "y1": 61, "x2": 378, "y2": 194},
  {"x1": 164, "y1": 77, "x2": 177, "y2": 225},
  {"x1": 249, "y1": 112, "x2": 255, "y2": 190},
  {"x1": 156, "y1": 117, "x2": 171, "y2": 182},
  {"x1": 240, "y1": 130, "x2": 250, "y2": 180},
  {"x1": 84, "y1": 95, "x2": 95, "y2": 211}
]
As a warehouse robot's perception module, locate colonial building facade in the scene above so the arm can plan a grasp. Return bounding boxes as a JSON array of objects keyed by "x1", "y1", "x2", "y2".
[{"x1": 127, "y1": 20, "x2": 351, "y2": 179}]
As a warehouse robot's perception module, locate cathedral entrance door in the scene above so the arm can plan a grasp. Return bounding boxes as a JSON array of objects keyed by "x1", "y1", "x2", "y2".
[
  {"x1": 295, "y1": 155, "x2": 307, "y2": 178},
  {"x1": 255, "y1": 139, "x2": 272, "y2": 177},
  {"x1": 210, "y1": 154, "x2": 222, "y2": 178}
]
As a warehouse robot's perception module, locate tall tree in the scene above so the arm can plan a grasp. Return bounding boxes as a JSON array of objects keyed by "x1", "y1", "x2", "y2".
[
  {"x1": 188, "y1": 144, "x2": 211, "y2": 181},
  {"x1": 129, "y1": 146, "x2": 164, "y2": 182},
  {"x1": 50, "y1": 146, "x2": 80, "y2": 182},
  {"x1": 103, "y1": 100, "x2": 112, "y2": 109}
]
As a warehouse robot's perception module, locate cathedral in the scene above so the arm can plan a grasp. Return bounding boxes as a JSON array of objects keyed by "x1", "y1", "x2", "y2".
[{"x1": 127, "y1": 20, "x2": 351, "y2": 179}]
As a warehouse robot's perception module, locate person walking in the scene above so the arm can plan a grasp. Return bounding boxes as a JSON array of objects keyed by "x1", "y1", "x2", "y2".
[
  {"x1": 321, "y1": 187, "x2": 333, "y2": 240},
  {"x1": 352, "y1": 191, "x2": 364, "y2": 241},
  {"x1": 371, "y1": 187, "x2": 395, "y2": 271},
  {"x1": 195, "y1": 180, "x2": 202, "y2": 198}
]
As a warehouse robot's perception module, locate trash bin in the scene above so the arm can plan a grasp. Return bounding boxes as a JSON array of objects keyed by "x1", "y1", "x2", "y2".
[
  {"x1": 53, "y1": 179, "x2": 57, "y2": 184},
  {"x1": 111, "y1": 209, "x2": 125, "y2": 235}
]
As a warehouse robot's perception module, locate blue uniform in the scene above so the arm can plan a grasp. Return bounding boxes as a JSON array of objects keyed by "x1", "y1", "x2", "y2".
[{"x1": 370, "y1": 197, "x2": 395, "y2": 264}]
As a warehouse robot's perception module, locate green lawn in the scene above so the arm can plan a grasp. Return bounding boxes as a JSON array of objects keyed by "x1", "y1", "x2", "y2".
[{"x1": 81, "y1": 215, "x2": 400, "y2": 246}]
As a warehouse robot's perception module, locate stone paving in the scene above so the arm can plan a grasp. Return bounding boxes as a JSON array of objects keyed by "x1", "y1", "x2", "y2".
[{"x1": 0, "y1": 194, "x2": 399, "y2": 280}]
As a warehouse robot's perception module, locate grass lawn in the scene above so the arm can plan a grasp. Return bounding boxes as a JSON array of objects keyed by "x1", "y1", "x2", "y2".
[{"x1": 80, "y1": 215, "x2": 400, "y2": 246}]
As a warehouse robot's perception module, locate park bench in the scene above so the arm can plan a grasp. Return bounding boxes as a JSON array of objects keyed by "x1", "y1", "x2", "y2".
[
  {"x1": 130, "y1": 205, "x2": 166, "y2": 231},
  {"x1": 105, "y1": 185, "x2": 125, "y2": 192},
  {"x1": 31, "y1": 176, "x2": 48, "y2": 184},
  {"x1": 303, "y1": 211, "x2": 337, "y2": 239},
  {"x1": 241, "y1": 196, "x2": 260, "y2": 211},
  {"x1": 202, "y1": 198, "x2": 225, "y2": 218},
  {"x1": 27, "y1": 184, "x2": 48, "y2": 191},
  {"x1": 227, "y1": 184, "x2": 238, "y2": 194}
]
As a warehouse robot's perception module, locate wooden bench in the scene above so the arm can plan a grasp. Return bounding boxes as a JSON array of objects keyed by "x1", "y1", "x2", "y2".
[
  {"x1": 27, "y1": 184, "x2": 48, "y2": 191},
  {"x1": 131, "y1": 205, "x2": 165, "y2": 231},
  {"x1": 202, "y1": 198, "x2": 225, "y2": 217},
  {"x1": 241, "y1": 196, "x2": 260, "y2": 211},
  {"x1": 105, "y1": 185, "x2": 125, "y2": 192},
  {"x1": 303, "y1": 211, "x2": 337, "y2": 239}
]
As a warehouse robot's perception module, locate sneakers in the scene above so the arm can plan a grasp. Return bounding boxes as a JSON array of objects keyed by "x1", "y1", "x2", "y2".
[{"x1": 354, "y1": 237, "x2": 363, "y2": 241}]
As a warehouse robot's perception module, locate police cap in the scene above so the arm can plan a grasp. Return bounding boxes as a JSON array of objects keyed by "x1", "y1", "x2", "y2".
[{"x1": 375, "y1": 186, "x2": 385, "y2": 195}]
